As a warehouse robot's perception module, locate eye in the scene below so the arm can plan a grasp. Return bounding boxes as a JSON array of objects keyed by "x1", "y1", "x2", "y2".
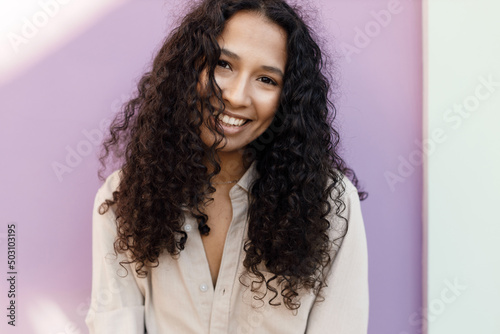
[
  {"x1": 217, "y1": 60, "x2": 231, "y2": 69},
  {"x1": 258, "y1": 76, "x2": 278, "y2": 86}
]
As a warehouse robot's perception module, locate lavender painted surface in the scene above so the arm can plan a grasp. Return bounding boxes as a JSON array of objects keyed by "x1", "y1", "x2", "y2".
[
  {"x1": 0, "y1": 1, "x2": 422, "y2": 333},
  {"x1": 322, "y1": 1, "x2": 423, "y2": 333}
]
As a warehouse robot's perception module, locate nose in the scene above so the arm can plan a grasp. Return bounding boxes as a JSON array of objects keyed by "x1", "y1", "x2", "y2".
[{"x1": 221, "y1": 73, "x2": 251, "y2": 108}]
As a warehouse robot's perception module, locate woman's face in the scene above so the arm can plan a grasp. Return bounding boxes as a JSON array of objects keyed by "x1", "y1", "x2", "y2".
[{"x1": 198, "y1": 10, "x2": 288, "y2": 153}]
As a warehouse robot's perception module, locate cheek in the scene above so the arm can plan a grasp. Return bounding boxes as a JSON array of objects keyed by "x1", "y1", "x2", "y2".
[
  {"x1": 252, "y1": 109, "x2": 278, "y2": 139},
  {"x1": 262, "y1": 110, "x2": 277, "y2": 127},
  {"x1": 257, "y1": 94, "x2": 281, "y2": 125}
]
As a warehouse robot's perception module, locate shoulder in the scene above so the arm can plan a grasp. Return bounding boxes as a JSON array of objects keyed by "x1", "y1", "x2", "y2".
[
  {"x1": 325, "y1": 170, "x2": 365, "y2": 246},
  {"x1": 90, "y1": 169, "x2": 138, "y2": 275},
  {"x1": 93, "y1": 169, "x2": 123, "y2": 219},
  {"x1": 95, "y1": 169, "x2": 123, "y2": 202},
  {"x1": 328, "y1": 169, "x2": 360, "y2": 204}
]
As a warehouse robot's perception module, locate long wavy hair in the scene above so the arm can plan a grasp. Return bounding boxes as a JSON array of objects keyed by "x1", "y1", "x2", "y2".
[{"x1": 97, "y1": 0, "x2": 367, "y2": 311}]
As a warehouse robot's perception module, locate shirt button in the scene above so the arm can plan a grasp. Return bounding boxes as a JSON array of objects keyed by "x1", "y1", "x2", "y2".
[
  {"x1": 199, "y1": 283, "x2": 208, "y2": 292},
  {"x1": 184, "y1": 224, "x2": 192, "y2": 232}
]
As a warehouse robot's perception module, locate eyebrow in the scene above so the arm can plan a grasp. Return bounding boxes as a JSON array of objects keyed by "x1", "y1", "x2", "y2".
[{"x1": 221, "y1": 48, "x2": 284, "y2": 78}]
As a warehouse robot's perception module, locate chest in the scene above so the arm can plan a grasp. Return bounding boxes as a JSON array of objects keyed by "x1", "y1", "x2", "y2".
[{"x1": 200, "y1": 191, "x2": 234, "y2": 288}]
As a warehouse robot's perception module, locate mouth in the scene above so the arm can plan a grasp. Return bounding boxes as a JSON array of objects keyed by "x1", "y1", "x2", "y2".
[
  {"x1": 209, "y1": 112, "x2": 252, "y2": 134},
  {"x1": 214, "y1": 112, "x2": 252, "y2": 127}
]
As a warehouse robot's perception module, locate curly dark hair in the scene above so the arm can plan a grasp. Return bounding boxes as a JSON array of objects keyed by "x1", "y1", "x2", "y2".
[{"x1": 96, "y1": 0, "x2": 368, "y2": 311}]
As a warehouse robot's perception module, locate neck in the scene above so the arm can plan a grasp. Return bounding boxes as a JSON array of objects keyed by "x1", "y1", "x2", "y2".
[{"x1": 203, "y1": 149, "x2": 249, "y2": 184}]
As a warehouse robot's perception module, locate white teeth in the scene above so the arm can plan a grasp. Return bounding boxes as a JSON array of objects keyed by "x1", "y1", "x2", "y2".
[{"x1": 217, "y1": 113, "x2": 247, "y2": 126}]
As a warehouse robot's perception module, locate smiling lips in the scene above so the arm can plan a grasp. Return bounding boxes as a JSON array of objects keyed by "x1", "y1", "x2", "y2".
[
  {"x1": 208, "y1": 112, "x2": 252, "y2": 135},
  {"x1": 216, "y1": 112, "x2": 250, "y2": 127}
]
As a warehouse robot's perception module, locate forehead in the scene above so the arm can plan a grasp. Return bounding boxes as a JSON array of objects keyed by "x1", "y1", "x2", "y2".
[{"x1": 217, "y1": 11, "x2": 288, "y2": 66}]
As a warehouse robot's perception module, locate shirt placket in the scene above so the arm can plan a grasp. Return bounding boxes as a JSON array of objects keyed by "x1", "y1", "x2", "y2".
[
  {"x1": 208, "y1": 186, "x2": 248, "y2": 334},
  {"x1": 182, "y1": 213, "x2": 215, "y2": 332}
]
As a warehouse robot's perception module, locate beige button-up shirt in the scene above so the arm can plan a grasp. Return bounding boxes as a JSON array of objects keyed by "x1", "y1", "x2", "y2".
[{"x1": 85, "y1": 160, "x2": 369, "y2": 333}]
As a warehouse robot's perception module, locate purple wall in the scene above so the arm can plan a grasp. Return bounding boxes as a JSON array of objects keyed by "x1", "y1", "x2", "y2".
[
  {"x1": 325, "y1": 1, "x2": 423, "y2": 333},
  {"x1": 0, "y1": 1, "x2": 422, "y2": 333}
]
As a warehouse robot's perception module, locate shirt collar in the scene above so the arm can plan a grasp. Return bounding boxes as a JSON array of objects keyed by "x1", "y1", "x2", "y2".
[
  {"x1": 235, "y1": 159, "x2": 259, "y2": 193},
  {"x1": 179, "y1": 160, "x2": 258, "y2": 211}
]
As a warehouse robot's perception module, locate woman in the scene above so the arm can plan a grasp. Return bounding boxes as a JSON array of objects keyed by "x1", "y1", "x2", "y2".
[{"x1": 86, "y1": 0, "x2": 369, "y2": 333}]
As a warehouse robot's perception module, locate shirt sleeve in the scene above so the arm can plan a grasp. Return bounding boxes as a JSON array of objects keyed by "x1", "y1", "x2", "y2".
[
  {"x1": 85, "y1": 182, "x2": 146, "y2": 334},
  {"x1": 305, "y1": 186, "x2": 369, "y2": 334}
]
